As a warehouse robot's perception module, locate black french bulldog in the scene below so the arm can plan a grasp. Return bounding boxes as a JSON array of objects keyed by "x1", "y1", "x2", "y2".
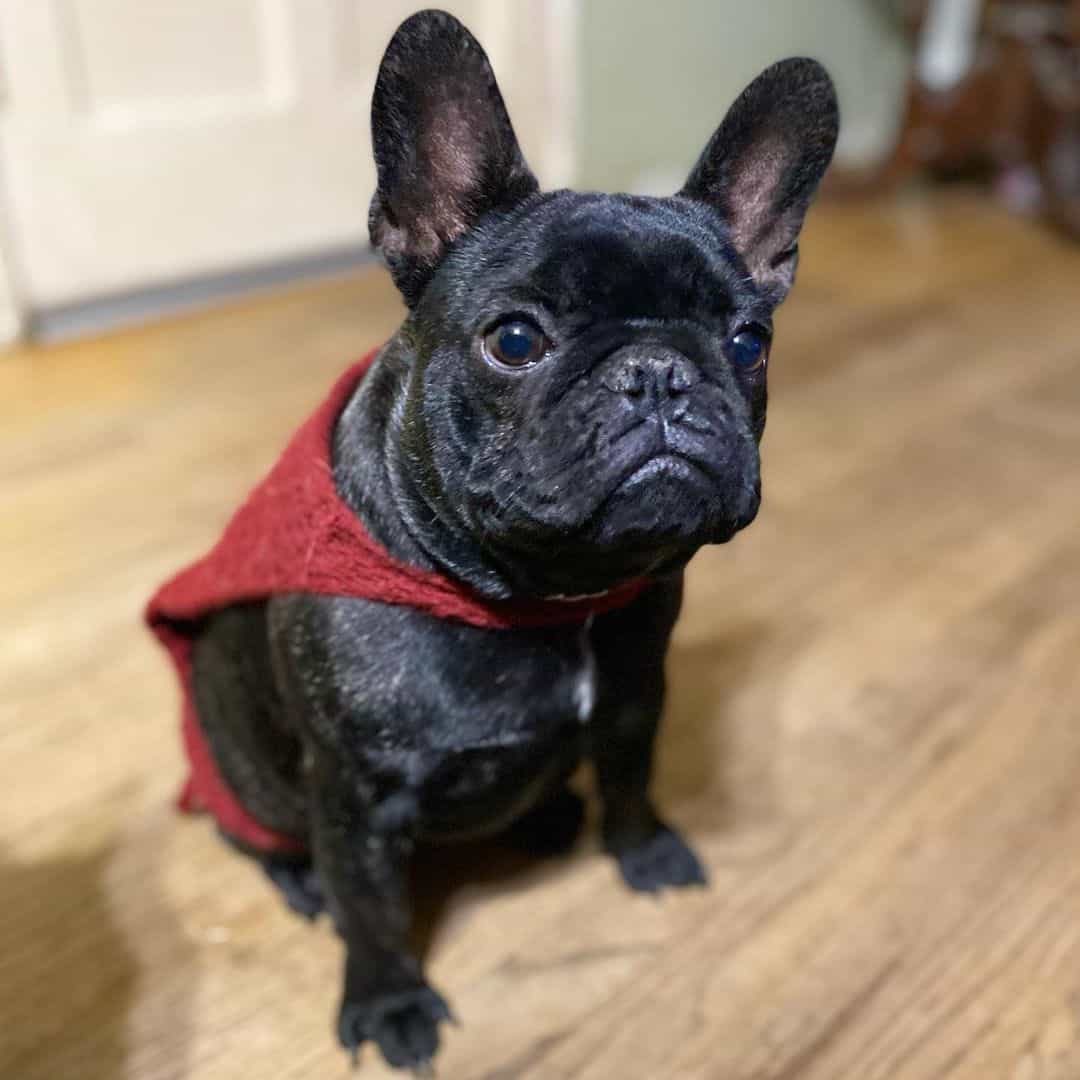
[{"x1": 191, "y1": 9, "x2": 837, "y2": 1071}]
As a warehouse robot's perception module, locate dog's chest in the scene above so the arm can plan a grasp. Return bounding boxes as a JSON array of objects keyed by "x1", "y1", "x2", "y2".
[
  {"x1": 419, "y1": 623, "x2": 598, "y2": 753},
  {"x1": 305, "y1": 597, "x2": 601, "y2": 755},
  {"x1": 368, "y1": 618, "x2": 598, "y2": 836}
]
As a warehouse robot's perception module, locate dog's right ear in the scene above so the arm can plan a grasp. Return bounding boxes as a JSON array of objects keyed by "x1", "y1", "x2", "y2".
[
  {"x1": 369, "y1": 9, "x2": 539, "y2": 306},
  {"x1": 680, "y1": 58, "x2": 839, "y2": 304}
]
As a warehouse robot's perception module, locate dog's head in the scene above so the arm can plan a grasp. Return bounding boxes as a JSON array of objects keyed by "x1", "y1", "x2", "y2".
[{"x1": 366, "y1": 10, "x2": 838, "y2": 597}]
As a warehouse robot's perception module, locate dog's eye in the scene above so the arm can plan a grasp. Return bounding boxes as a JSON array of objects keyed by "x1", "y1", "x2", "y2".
[
  {"x1": 483, "y1": 319, "x2": 549, "y2": 369},
  {"x1": 729, "y1": 327, "x2": 770, "y2": 372}
]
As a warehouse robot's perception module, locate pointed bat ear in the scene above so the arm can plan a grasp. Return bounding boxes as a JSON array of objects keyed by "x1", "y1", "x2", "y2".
[
  {"x1": 368, "y1": 9, "x2": 539, "y2": 306},
  {"x1": 680, "y1": 58, "x2": 839, "y2": 303}
]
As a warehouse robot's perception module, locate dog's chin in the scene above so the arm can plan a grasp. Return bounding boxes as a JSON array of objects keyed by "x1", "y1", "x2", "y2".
[
  {"x1": 586, "y1": 455, "x2": 747, "y2": 547},
  {"x1": 488, "y1": 456, "x2": 760, "y2": 599}
]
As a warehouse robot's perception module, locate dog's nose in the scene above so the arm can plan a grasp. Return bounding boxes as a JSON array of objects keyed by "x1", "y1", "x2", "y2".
[{"x1": 603, "y1": 351, "x2": 698, "y2": 405}]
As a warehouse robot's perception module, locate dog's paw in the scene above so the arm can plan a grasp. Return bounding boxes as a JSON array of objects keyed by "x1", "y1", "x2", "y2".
[
  {"x1": 338, "y1": 985, "x2": 453, "y2": 1072},
  {"x1": 503, "y1": 785, "x2": 586, "y2": 856},
  {"x1": 612, "y1": 825, "x2": 708, "y2": 893}
]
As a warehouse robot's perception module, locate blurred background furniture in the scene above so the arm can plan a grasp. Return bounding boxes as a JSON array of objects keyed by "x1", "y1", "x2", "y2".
[{"x1": 867, "y1": 0, "x2": 1080, "y2": 237}]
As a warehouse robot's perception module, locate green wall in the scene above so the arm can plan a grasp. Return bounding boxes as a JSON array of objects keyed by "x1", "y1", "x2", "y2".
[{"x1": 577, "y1": 0, "x2": 908, "y2": 192}]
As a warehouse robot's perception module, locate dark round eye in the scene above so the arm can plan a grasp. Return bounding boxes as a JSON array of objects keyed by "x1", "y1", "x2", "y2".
[
  {"x1": 483, "y1": 319, "x2": 549, "y2": 369},
  {"x1": 729, "y1": 328, "x2": 769, "y2": 372}
]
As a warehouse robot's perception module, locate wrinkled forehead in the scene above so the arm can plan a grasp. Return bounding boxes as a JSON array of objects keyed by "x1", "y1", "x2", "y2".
[{"x1": 485, "y1": 193, "x2": 753, "y2": 323}]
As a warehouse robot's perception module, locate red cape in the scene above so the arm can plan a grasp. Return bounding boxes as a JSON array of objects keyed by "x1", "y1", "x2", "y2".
[{"x1": 147, "y1": 346, "x2": 646, "y2": 853}]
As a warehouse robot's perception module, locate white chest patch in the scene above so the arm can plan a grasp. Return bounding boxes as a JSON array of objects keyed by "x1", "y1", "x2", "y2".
[{"x1": 573, "y1": 633, "x2": 598, "y2": 724}]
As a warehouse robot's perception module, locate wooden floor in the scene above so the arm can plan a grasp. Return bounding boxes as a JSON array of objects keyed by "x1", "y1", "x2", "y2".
[{"x1": 3, "y1": 191, "x2": 1080, "y2": 1080}]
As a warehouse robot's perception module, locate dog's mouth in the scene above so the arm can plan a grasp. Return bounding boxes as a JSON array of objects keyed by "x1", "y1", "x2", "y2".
[
  {"x1": 585, "y1": 445, "x2": 756, "y2": 543},
  {"x1": 609, "y1": 451, "x2": 719, "y2": 495}
]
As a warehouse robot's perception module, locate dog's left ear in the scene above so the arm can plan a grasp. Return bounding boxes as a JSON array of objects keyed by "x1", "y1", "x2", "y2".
[
  {"x1": 369, "y1": 9, "x2": 539, "y2": 306},
  {"x1": 680, "y1": 58, "x2": 839, "y2": 303}
]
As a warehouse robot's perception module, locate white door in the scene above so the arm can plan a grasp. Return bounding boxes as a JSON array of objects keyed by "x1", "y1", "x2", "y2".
[{"x1": 0, "y1": 1, "x2": 575, "y2": 310}]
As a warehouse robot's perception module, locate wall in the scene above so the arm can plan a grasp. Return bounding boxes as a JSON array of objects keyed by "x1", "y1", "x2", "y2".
[{"x1": 576, "y1": 0, "x2": 909, "y2": 193}]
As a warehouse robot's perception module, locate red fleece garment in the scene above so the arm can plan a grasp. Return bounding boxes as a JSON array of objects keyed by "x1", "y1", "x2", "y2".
[{"x1": 147, "y1": 347, "x2": 647, "y2": 854}]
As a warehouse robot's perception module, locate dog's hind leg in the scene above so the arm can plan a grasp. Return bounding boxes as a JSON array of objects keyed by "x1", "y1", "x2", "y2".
[{"x1": 191, "y1": 603, "x2": 309, "y2": 841}]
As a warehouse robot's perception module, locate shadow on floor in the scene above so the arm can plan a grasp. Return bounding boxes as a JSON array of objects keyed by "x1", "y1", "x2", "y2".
[
  {"x1": 410, "y1": 837, "x2": 566, "y2": 960},
  {"x1": 659, "y1": 620, "x2": 779, "y2": 827},
  {"x1": 0, "y1": 843, "x2": 136, "y2": 1079},
  {"x1": 0, "y1": 830, "x2": 195, "y2": 1080}
]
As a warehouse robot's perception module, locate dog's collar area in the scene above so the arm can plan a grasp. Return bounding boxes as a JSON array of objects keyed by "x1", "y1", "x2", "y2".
[{"x1": 545, "y1": 589, "x2": 613, "y2": 602}]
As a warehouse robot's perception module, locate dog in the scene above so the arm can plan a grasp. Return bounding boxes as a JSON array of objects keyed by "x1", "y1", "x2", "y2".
[{"x1": 154, "y1": 9, "x2": 838, "y2": 1071}]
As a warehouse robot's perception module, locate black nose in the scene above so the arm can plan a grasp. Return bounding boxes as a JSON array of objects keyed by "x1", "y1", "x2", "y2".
[{"x1": 603, "y1": 350, "x2": 698, "y2": 405}]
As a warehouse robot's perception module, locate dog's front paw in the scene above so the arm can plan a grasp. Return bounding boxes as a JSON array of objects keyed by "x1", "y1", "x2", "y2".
[
  {"x1": 611, "y1": 824, "x2": 708, "y2": 893},
  {"x1": 338, "y1": 985, "x2": 453, "y2": 1072}
]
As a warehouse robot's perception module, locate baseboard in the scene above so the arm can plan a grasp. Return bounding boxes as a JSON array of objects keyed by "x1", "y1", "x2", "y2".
[{"x1": 27, "y1": 244, "x2": 378, "y2": 343}]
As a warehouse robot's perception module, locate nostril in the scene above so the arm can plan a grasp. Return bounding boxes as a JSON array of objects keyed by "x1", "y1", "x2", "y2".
[
  {"x1": 667, "y1": 358, "x2": 696, "y2": 394},
  {"x1": 604, "y1": 352, "x2": 696, "y2": 402},
  {"x1": 609, "y1": 361, "x2": 644, "y2": 397}
]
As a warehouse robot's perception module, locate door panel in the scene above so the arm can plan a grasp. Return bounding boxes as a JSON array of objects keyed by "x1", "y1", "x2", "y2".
[
  {"x1": 0, "y1": 1, "x2": 575, "y2": 307},
  {"x1": 65, "y1": 0, "x2": 282, "y2": 117}
]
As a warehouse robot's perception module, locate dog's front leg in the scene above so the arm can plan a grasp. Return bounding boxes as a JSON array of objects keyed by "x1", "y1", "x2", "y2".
[
  {"x1": 590, "y1": 575, "x2": 707, "y2": 893},
  {"x1": 305, "y1": 752, "x2": 451, "y2": 1072}
]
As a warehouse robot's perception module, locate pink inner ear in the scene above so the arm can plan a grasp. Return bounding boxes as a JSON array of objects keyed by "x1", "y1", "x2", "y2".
[
  {"x1": 418, "y1": 99, "x2": 486, "y2": 246},
  {"x1": 727, "y1": 133, "x2": 787, "y2": 261}
]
